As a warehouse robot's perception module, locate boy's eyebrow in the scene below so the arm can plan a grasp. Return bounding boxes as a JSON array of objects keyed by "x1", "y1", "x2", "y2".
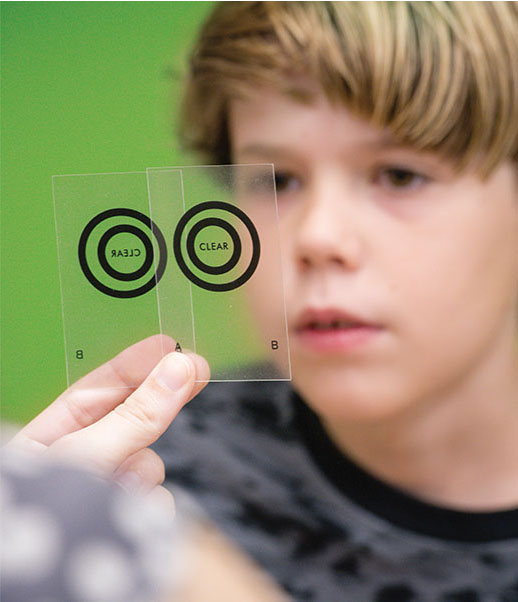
[
  {"x1": 234, "y1": 144, "x2": 301, "y2": 161},
  {"x1": 361, "y1": 136, "x2": 411, "y2": 151}
]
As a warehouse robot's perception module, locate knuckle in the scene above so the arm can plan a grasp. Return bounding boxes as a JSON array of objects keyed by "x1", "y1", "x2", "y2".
[
  {"x1": 63, "y1": 393, "x2": 98, "y2": 430},
  {"x1": 113, "y1": 393, "x2": 162, "y2": 440}
]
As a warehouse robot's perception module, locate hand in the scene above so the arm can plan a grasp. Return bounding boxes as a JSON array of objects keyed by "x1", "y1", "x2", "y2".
[{"x1": 7, "y1": 335, "x2": 209, "y2": 507}]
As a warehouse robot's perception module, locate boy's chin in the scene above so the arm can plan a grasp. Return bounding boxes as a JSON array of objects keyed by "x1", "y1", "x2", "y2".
[{"x1": 292, "y1": 366, "x2": 415, "y2": 424}]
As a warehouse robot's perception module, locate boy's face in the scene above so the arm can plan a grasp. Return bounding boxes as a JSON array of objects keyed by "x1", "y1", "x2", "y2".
[{"x1": 230, "y1": 85, "x2": 518, "y2": 422}]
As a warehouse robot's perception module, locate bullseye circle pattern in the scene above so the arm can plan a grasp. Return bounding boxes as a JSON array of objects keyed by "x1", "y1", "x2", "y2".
[
  {"x1": 186, "y1": 217, "x2": 242, "y2": 275},
  {"x1": 97, "y1": 224, "x2": 154, "y2": 281},
  {"x1": 173, "y1": 201, "x2": 260, "y2": 292},
  {"x1": 78, "y1": 208, "x2": 167, "y2": 298}
]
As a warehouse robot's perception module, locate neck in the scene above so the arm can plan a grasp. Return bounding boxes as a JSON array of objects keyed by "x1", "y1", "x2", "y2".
[{"x1": 322, "y1": 333, "x2": 518, "y2": 511}]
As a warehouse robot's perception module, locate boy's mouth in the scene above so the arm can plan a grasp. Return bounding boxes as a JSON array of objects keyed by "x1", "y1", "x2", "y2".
[
  {"x1": 304, "y1": 319, "x2": 366, "y2": 331},
  {"x1": 294, "y1": 308, "x2": 383, "y2": 352},
  {"x1": 296, "y1": 308, "x2": 378, "y2": 329}
]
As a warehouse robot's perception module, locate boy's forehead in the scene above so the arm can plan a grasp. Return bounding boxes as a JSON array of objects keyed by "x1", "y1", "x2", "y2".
[{"x1": 230, "y1": 87, "x2": 406, "y2": 155}]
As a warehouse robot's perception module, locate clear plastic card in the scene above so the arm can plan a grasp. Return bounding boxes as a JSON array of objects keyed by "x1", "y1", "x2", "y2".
[{"x1": 53, "y1": 166, "x2": 291, "y2": 387}]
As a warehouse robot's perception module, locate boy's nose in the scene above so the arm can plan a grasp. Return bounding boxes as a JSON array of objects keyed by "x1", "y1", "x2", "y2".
[
  {"x1": 292, "y1": 177, "x2": 364, "y2": 270},
  {"x1": 291, "y1": 185, "x2": 364, "y2": 272}
]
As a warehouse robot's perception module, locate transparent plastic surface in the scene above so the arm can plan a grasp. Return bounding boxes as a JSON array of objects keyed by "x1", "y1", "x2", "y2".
[{"x1": 53, "y1": 166, "x2": 291, "y2": 386}]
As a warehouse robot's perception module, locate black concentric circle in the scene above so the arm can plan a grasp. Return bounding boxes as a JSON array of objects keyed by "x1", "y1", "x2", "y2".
[
  {"x1": 173, "y1": 201, "x2": 260, "y2": 292},
  {"x1": 97, "y1": 224, "x2": 154, "y2": 282},
  {"x1": 78, "y1": 208, "x2": 167, "y2": 298},
  {"x1": 186, "y1": 217, "x2": 242, "y2": 276}
]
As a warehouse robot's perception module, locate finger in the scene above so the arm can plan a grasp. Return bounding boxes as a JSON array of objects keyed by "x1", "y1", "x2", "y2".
[
  {"x1": 146, "y1": 485, "x2": 176, "y2": 517},
  {"x1": 15, "y1": 335, "x2": 176, "y2": 447},
  {"x1": 47, "y1": 351, "x2": 209, "y2": 473},
  {"x1": 113, "y1": 448, "x2": 165, "y2": 495}
]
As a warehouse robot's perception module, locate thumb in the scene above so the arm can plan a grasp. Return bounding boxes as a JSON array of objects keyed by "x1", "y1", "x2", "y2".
[{"x1": 47, "y1": 352, "x2": 199, "y2": 473}]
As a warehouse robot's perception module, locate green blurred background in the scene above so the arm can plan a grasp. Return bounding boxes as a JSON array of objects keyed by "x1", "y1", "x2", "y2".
[{"x1": 1, "y1": 1, "x2": 214, "y2": 424}]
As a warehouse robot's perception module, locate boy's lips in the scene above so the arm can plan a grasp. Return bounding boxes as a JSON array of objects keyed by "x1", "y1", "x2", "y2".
[{"x1": 293, "y1": 307, "x2": 384, "y2": 353}]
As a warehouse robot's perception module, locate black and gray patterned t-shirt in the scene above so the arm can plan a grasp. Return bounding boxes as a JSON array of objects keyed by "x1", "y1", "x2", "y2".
[{"x1": 153, "y1": 381, "x2": 518, "y2": 602}]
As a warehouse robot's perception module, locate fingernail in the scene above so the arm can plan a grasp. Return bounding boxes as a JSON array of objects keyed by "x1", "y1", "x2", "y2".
[
  {"x1": 116, "y1": 471, "x2": 142, "y2": 495},
  {"x1": 155, "y1": 353, "x2": 192, "y2": 392}
]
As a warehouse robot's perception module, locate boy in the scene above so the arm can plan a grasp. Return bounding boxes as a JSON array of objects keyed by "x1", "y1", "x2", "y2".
[
  {"x1": 11, "y1": 2, "x2": 518, "y2": 600},
  {"x1": 156, "y1": 2, "x2": 518, "y2": 599}
]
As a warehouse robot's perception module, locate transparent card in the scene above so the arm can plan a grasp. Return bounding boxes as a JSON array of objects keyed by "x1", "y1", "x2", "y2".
[{"x1": 53, "y1": 165, "x2": 291, "y2": 386}]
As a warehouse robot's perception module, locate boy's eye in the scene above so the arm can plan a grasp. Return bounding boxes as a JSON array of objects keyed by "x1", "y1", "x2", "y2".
[
  {"x1": 274, "y1": 171, "x2": 300, "y2": 193},
  {"x1": 376, "y1": 166, "x2": 428, "y2": 191},
  {"x1": 240, "y1": 170, "x2": 300, "y2": 197}
]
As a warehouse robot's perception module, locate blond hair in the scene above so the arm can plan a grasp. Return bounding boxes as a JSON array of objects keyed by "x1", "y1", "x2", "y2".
[{"x1": 180, "y1": 1, "x2": 518, "y2": 177}]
